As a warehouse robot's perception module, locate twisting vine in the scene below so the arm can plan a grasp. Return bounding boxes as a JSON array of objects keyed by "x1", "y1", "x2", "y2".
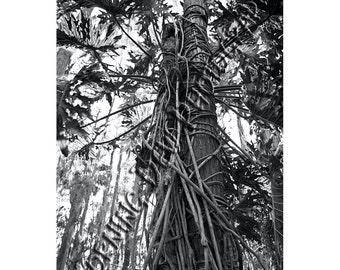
[{"x1": 134, "y1": 2, "x2": 270, "y2": 269}]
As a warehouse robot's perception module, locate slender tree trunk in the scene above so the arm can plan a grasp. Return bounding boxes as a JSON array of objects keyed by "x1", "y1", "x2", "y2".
[
  {"x1": 57, "y1": 174, "x2": 86, "y2": 270},
  {"x1": 106, "y1": 150, "x2": 123, "y2": 270},
  {"x1": 68, "y1": 177, "x2": 93, "y2": 269},
  {"x1": 57, "y1": 209, "x2": 77, "y2": 270},
  {"x1": 122, "y1": 233, "x2": 131, "y2": 270},
  {"x1": 121, "y1": 174, "x2": 141, "y2": 270},
  {"x1": 110, "y1": 150, "x2": 123, "y2": 218},
  {"x1": 78, "y1": 184, "x2": 92, "y2": 236},
  {"x1": 95, "y1": 150, "x2": 115, "y2": 235},
  {"x1": 128, "y1": 209, "x2": 142, "y2": 270}
]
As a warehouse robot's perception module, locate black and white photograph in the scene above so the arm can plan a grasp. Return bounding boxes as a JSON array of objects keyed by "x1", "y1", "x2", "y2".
[
  {"x1": 56, "y1": 0, "x2": 283, "y2": 269},
  {"x1": 4, "y1": 1, "x2": 340, "y2": 270},
  {"x1": 4, "y1": 0, "x2": 340, "y2": 269}
]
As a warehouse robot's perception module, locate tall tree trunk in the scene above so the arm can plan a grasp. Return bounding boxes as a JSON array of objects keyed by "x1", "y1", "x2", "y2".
[
  {"x1": 144, "y1": 0, "x2": 242, "y2": 270},
  {"x1": 122, "y1": 233, "x2": 131, "y2": 270},
  {"x1": 122, "y1": 174, "x2": 141, "y2": 270},
  {"x1": 68, "y1": 175, "x2": 93, "y2": 269},
  {"x1": 110, "y1": 150, "x2": 123, "y2": 218},
  {"x1": 107, "y1": 150, "x2": 123, "y2": 270},
  {"x1": 57, "y1": 173, "x2": 86, "y2": 270},
  {"x1": 145, "y1": 0, "x2": 243, "y2": 269},
  {"x1": 95, "y1": 150, "x2": 115, "y2": 235},
  {"x1": 57, "y1": 210, "x2": 77, "y2": 270},
  {"x1": 180, "y1": 0, "x2": 242, "y2": 269}
]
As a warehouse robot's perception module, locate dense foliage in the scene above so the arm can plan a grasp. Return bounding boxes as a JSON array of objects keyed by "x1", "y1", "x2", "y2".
[{"x1": 56, "y1": 0, "x2": 283, "y2": 269}]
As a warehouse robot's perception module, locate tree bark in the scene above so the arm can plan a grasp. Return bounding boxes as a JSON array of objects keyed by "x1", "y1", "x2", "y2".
[
  {"x1": 180, "y1": 0, "x2": 242, "y2": 269},
  {"x1": 140, "y1": 1, "x2": 244, "y2": 269}
]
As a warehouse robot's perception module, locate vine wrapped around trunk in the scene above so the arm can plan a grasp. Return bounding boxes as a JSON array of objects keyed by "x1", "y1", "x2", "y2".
[{"x1": 136, "y1": 0, "x2": 268, "y2": 269}]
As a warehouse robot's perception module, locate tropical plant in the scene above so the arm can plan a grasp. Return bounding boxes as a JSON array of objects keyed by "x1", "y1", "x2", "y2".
[{"x1": 56, "y1": 0, "x2": 283, "y2": 269}]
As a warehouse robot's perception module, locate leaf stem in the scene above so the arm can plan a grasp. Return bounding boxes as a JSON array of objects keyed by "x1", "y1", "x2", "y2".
[
  {"x1": 112, "y1": 17, "x2": 152, "y2": 59},
  {"x1": 94, "y1": 115, "x2": 151, "y2": 145},
  {"x1": 80, "y1": 100, "x2": 155, "y2": 128}
]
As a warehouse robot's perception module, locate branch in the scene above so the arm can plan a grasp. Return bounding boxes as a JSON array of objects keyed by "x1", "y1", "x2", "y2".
[
  {"x1": 214, "y1": 84, "x2": 242, "y2": 93},
  {"x1": 109, "y1": 73, "x2": 153, "y2": 84},
  {"x1": 210, "y1": 15, "x2": 271, "y2": 63},
  {"x1": 109, "y1": 74, "x2": 152, "y2": 80},
  {"x1": 94, "y1": 115, "x2": 151, "y2": 145},
  {"x1": 80, "y1": 100, "x2": 155, "y2": 128},
  {"x1": 92, "y1": 50, "x2": 153, "y2": 83},
  {"x1": 112, "y1": 17, "x2": 152, "y2": 59}
]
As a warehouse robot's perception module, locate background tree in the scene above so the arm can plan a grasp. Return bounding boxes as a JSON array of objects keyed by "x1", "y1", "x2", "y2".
[{"x1": 56, "y1": 0, "x2": 283, "y2": 269}]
